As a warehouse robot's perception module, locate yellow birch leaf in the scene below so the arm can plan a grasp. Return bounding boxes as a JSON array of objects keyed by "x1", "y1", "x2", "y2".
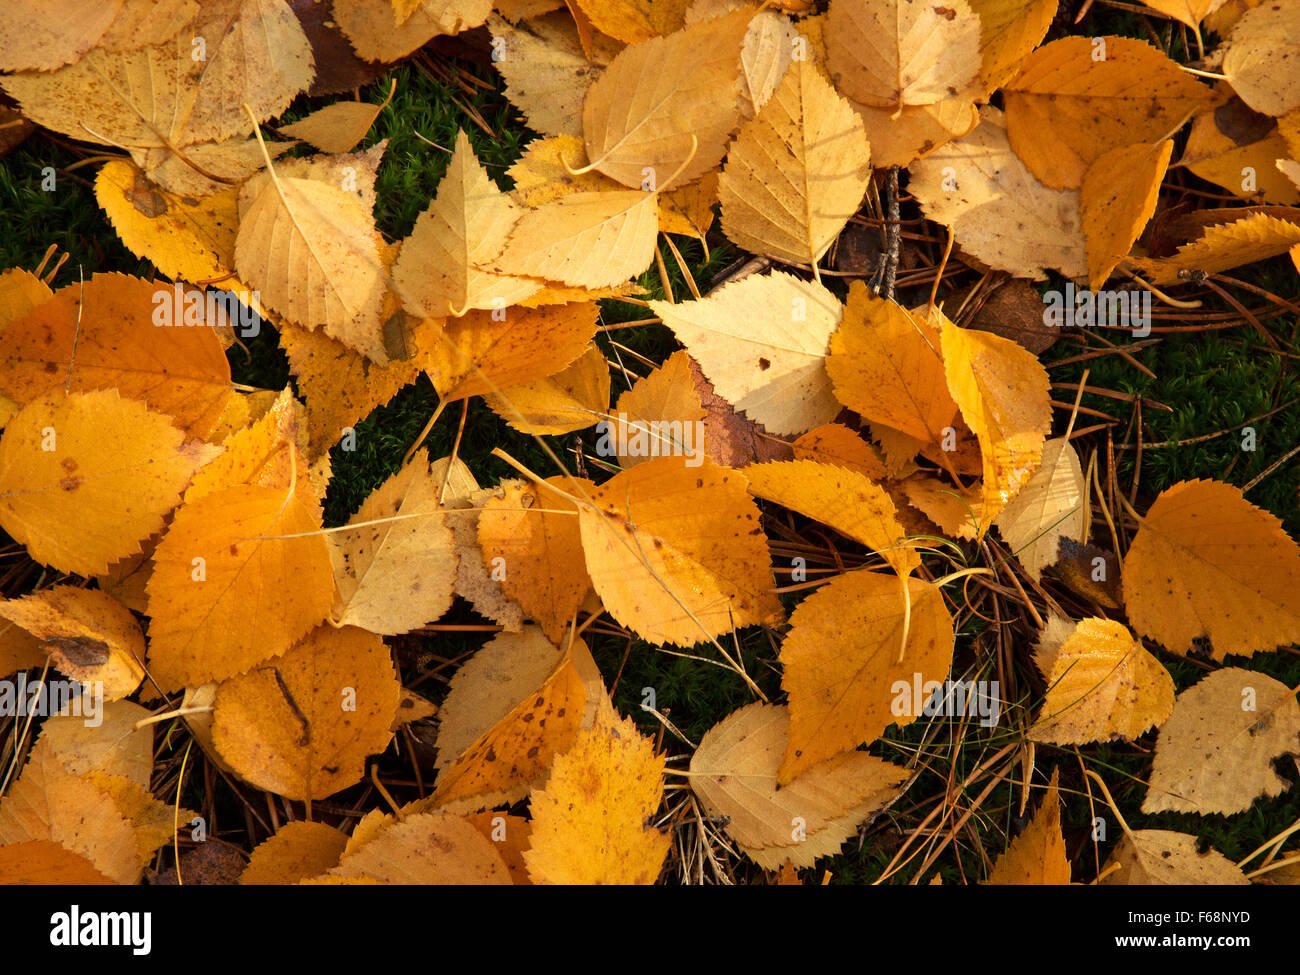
[
  {"x1": 0, "y1": 390, "x2": 216, "y2": 577},
  {"x1": 1139, "y1": 0, "x2": 1228, "y2": 28},
  {"x1": 484, "y1": 342, "x2": 610, "y2": 434},
  {"x1": 827, "y1": 286, "x2": 958, "y2": 446},
  {"x1": 745, "y1": 460, "x2": 919, "y2": 575},
  {"x1": 413, "y1": 301, "x2": 600, "y2": 401},
  {"x1": 1180, "y1": 94, "x2": 1300, "y2": 205},
  {"x1": 777, "y1": 570, "x2": 955, "y2": 782},
  {"x1": 145, "y1": 484, "x2": 334, "y2": 691},
  {"x1": 0, "y1": 841, "x2": 114, "y2": 885},
  {"x1": 1122, "y1": 479, "x2": 1300, "y2": 659},
  {"x1": 327, "y1": 811, "x2": 511, "y2": 883},
  {"x1": 825, "y1": 0, "x2": 982, "y2": 109},
  {"x1": 235, "y1": 166, "x2": 388, "y2": 362},
  {"x1": 1127, "y1": 212, "x2": 1300, "y2": 285},
  {"x1": 524, "y1": 706, "x2": 669, "y2": 884},
  {"x1": 211, "y1": 624, "x2": 401, "y2": 801},
  {"x1": 577, "y1": 457, "x2": 784, "y2": 646},
  {"x1": 477, "y1": 483, "x2": 596, "y2": 643},
  {"x1": 464, "y1": 811, "x2": 533, "y2": 885},
  {"x1": 333, "y1": 0, "x2": 493, "y2": 61},
  {"x1": 968, "y1": 0, "x2": 1058, "y2": 95},
  {"x1": 650, "y1": 272, "x2": 842, "y2": 436},
  {"x1": 1222, "y1": 1, "x2": 1300, "y2": 117},
  {"x1": 719, "y1": 59, "x2": 871, "y2": 268},
  {"x1": 506, "y1": 135, "x2": 716, "y2": 238},
  {"x1": 95, "y1": 161, "x2": 265, "y2": 321},
  {"x1": 87, "y1": 771, "x2": 194, "y2": 866},
  {"x1": 183, "y1": 386, "x2": 320, "y2": 517},
  {"x1": 993, "y1": 436, "x2": 1086, "y2": 581},
  {"x1": 0, "y1": 0, "x2": 124, "y2": 72},
  {"x1": 444, "y1": 482, "x2": 528, "y2": 632},
  {"x1": 280, "y1": 324, "x2": 422, "y2": 459},
  {"x1": 433, "y1": 626, "x2": 566, "y2": 772},
  {"x1": 581, "y1": 6, "x2": 755, "y2": 191},
  {"x1": 985, "y1": 769, "x2": 1071, "y2": 884},
  {"x1": 572, "y1": 0, "x2": 688, "y2": 42},
  {"x1": 902, "y1": 474, "x2": 987, "y2": 540},
  {"x1": 1029, "y1": 618, "x2": 1175, "y2": 744},
  {"x1": 328, "y1": 456, "x2": 458, "y2": 635},
  {"x1": 941, "y1": 318, "x2": 1052, "y2": 525},
  {"x1": 34, "y1": 701, "x2": 153, "y2": 787},
  {"x1": 1082, "y1": 140, "x2": 1174, "y2": 290},
  {"x1": 1100, "y1": 830, "x2": 1248, "y2": 885},
  {"x1": 736, "y1": 10, "x2": 798, "y2": 118},
  {"x1": 425, "y1": 639, "x2": 606, "y2": 813},
  {"x1": 394, "y1": 130, "x2": 542, "y2": 318},
  {"x1": 607, "y1": 350, "x2": 708, "y2": 470},
  {"x1": 0, "y1": 273, "x2": 233, "y2": 439},
  {"x1": 241, "y1": 821, "x2": 349, "y2": 884},
  {"x1": 910, "y1": 106, "x2": 1088, "y2": 280},
  {"x1": 0, "y1": 738, "x2": 140, "y2": 884},
  {"x1": 848, "y1": 98, "x2": 979, "y2": 169},
  {"x1": 790, "y1": 423, "x2": 888, "y2": 481},
  {"x1": 489, "y1": 13, "x2": 619, "y2": 139},
  {"x1": 0, "y1": 587, "x2": 144, "y2": 701},
  {"x1": 280, "y1": 100, "x2": 383, "y2": 154},
  {"x1": 489, "y1": 189, "x2": 659, "y2": 288},
  {"x1": 1142, "y1": 667, "x2": 1300, "y2": 815},
  {"x1": 2, "y1": 1, "x2": 313, "y2": 188},
  {"x1": 689, "y1": 702, "x2": 908, "y2": 868},
  {"x1": 0, "y1": 621, "x2": 46, "y2": 679},
  {"x1": 1003, "y1": 36, "x2": 1222, "y2": 190},
  {"x1": 0, "y1": 268, "x2": 52, "y2": 425}
]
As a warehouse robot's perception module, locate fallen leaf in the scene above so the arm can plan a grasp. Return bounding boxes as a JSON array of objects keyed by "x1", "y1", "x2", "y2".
[
  {"x1": 744, "y1": 460, "x2": 920, "y2": 575},
  {"x1": 211, "y1": 624, "x2": 401, "y2": 801},
  {"x1": 393, "y1": 129, "x2": 541, "y2": 317},
  {"x1": 825, "y1": 0, "x2": 982, "y2": 109},
  {"x1": 1100, "y1": 829, "x2": 1248, "y2": 885},
  {"x1": 484, "y1": 343, "x2": 610, "y2": 434},
  {"x1": 651, "y1": 271, "x2": 842, "y2": 436},
  {"x1": 581, "y1": 6, "x2": 754, "y2": 191},
  {"x1": 477, "y1": 482, "x2": 595, "y2": 642},
  {"x1": 0, "y1": 390, "x2": 216, "y2": 577},
  {"x1": 778, "y1": 570, "x2": 954, "y2": 782},
  {"x1": 985, "y1": 768, "x2": 1070, "y2": 884},
  {"x1": 689, "y1": 702, "x2": 908, "y2": 868},
  {"x1": 1122, "y1": 478, "x2": 1300, "y2": 659},
  {"x1": 0, "y1": 587, "x2": 145, "y2": 700},
  {"x1": 1222, "y1": 1, "x2": 1300, "y2": 116},
  {"x1": 1081, "y1": 140, "x2": 1174, "y2": 290},
  {"x1": 145, "y1": 483, "x2": 334, "y2": 690},
  {"x1": 718, "y1": 59, "x2": 871, "y2": 269},
  {"x1": 0, "y1": 273, "x2": 234, "y2": 439},
  {"x1": 1142, "y1": 667, "x2": 1300, "y2": 815},
  {"x1": 993, "y1": 437, "x2": 1086, "y2": 582},
  {"x1": 524, "y1": 706, "x2": 670, "y2": 884},
  {"x1": 577, "y1": 456, "x2": 783, "y2": 645},
  {"x1": 1029, "y1": 617, "x2": 1175, "y2": 744},
  {"x1": 240, "y1": 821, "x2": 349, "y2": 884},
  {"x1": 941, "y1": 317, "x2": 1052, "y2": 524},
  {"x1": 910, "y1": 107, "x2": 1088, "y2": 280},
  {"x1": 1003, "y1": 36, "x2": 1221, "y2": 190},
  {"x1": 328, "y1": 456, "x2": 458, "y2": 635}
]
